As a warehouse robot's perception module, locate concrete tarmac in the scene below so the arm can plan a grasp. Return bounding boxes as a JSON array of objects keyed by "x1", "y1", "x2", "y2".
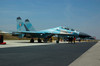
[
  {"x1": 0, "y1": 40, "x2": 98, "y2": 66},
  {"x1": 69, "y1": 41, "x2": 100, "y2": 66},
  {"x1": 0, "y1": 40, "x2": 57, "y2": 48}
]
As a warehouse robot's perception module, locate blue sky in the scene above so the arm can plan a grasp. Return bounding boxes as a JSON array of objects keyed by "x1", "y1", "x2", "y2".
[{"x1": 0, "y1": 0, "x2": 100, "y2": 39}]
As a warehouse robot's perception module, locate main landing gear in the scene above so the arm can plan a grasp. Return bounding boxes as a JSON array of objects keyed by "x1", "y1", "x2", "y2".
[
  {"x1": 56, "y1": 35, "x2": 60, "y2": 43},
  {"x1": 30, "y1": 38, "x2": 43, "y2": 43},
  {"x1": 38, "y1": 38, "x2": 42, "y2": 43},
  {"x1": 30, "y1": 38, "x2": 34, "y2": 43}
]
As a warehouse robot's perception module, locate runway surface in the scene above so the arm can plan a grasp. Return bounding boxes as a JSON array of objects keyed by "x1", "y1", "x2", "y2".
[{"x1": 0, "y1": 42, "x2": 97, "y2": 66}]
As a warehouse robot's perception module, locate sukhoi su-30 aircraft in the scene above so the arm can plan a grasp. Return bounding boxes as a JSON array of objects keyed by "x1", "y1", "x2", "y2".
[{"x1": 12, "y1": 17, "x2": 92, "y2": 43}]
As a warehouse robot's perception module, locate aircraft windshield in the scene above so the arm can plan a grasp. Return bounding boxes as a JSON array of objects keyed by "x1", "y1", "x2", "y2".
[
  {"x1": 71, "y1": 29, "x2": 74, "y2": 31},
  {"x1": 61, "y1": 27, "x2": 70, "y2": 30},
  {"x1": 65, "y1": 28, "x2": 69, "y2": 30}
]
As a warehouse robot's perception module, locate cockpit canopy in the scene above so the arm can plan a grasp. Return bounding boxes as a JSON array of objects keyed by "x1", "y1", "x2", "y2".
[
  {"x1": 71, "y1": 29, "x2": 74, "y2": 31},
  {"x1": 61, "y1": 27, "x2": 75, "y2": 31}
]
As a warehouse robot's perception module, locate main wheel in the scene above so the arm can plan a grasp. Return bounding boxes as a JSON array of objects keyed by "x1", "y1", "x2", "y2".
[
  {"x1": 30, "y1": 39, "x2": 34, "y2": 43},
  {"x1": 56, "y1": 40, "x2": 59, "y2": 43},
  {"x1": 38, "y1": 38, "x2": 41, "y2": 43}
]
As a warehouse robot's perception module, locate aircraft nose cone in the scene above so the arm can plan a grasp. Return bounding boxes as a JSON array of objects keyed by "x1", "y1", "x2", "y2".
[{"x1": 79, "y1": 32, "x2": 91, "y2": 38}]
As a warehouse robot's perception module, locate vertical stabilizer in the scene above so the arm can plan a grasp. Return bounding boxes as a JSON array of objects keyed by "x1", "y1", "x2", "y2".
[
  {"x1": 17, "y1": 17, "x2": 26, "y2": 31},
  {"x1": 16, "y1": 17, "x2": 25, "y2": 38},
  {"x1": 24, "y1": 19, "x2": 35, "y2": 31}
]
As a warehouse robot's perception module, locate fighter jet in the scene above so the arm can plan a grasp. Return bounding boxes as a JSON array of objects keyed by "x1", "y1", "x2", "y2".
[{"x1": 12, "y1": 17, "x2": 91, "y2": 43}]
